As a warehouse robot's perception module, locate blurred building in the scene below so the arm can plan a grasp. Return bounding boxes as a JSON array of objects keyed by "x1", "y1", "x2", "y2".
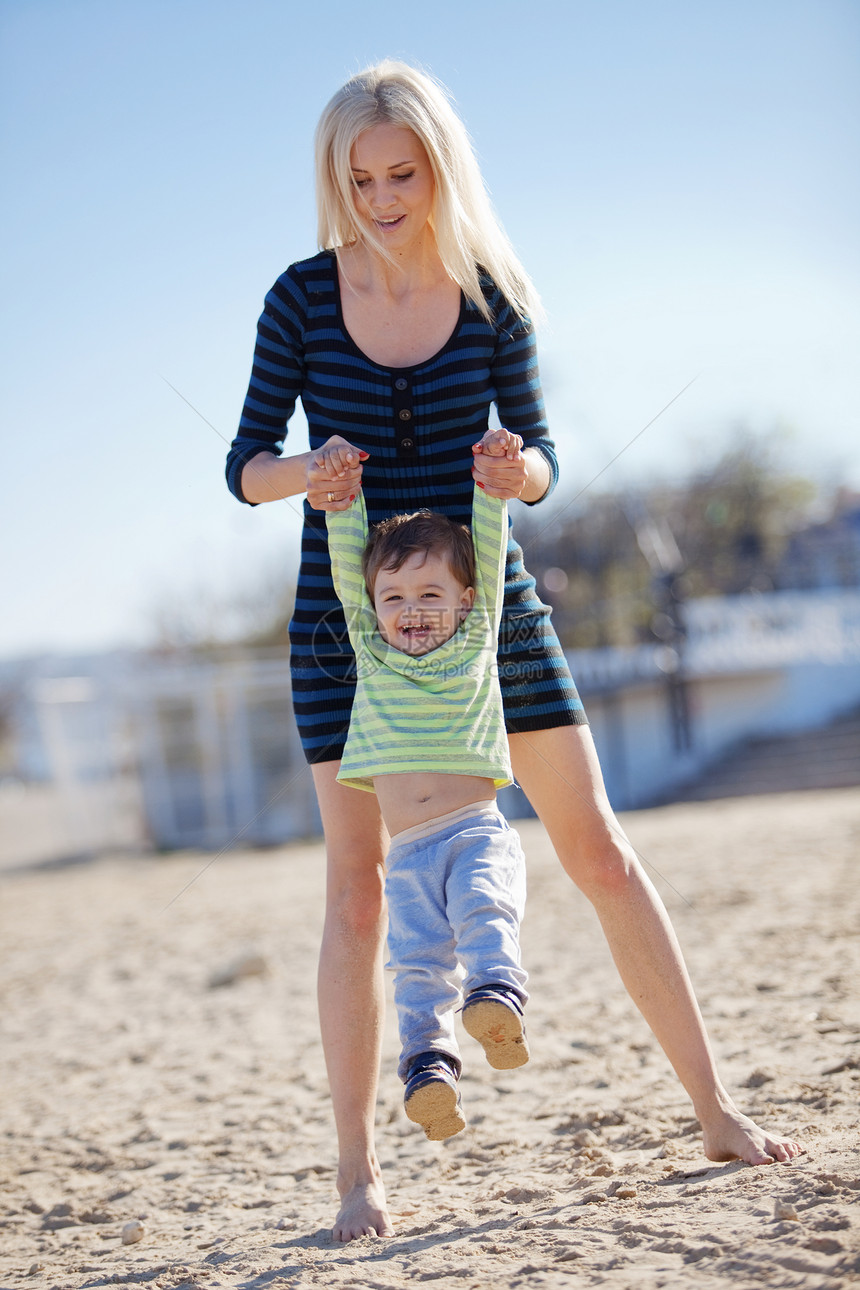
[
  {"x1": 0, "y1": 650, "x2": 317, "y2": 867},
  {"x1": 2, "y1": 587, "x2": 860, "y2": 866},
  {"x1": 776, "y1": 491, "x2": 860, "y2": 591},
  {"x1": 572, "y1": 589, "x2": 860, "y2": 810}
]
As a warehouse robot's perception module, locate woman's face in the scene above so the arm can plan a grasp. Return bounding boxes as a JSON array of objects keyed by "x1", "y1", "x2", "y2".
[{"x1": 349, "y1": 123, "x2": 435, "y2": 251}]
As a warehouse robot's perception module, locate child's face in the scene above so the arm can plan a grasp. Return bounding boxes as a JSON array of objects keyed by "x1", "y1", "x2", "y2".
[{"x1": 373, "y1": 551, "x2": 475, "y2": 656}]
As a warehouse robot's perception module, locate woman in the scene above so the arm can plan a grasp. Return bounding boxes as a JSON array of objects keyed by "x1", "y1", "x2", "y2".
[{"x1": 226, "y1": 60, "x2": 800, "y2": 1242}]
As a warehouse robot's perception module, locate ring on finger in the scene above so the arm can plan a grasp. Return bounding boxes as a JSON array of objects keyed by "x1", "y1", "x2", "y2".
[{"x1": 327, "y1": 491, "x2": 336, "y2": 503}]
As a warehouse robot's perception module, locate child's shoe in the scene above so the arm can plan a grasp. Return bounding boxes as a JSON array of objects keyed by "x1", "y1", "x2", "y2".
[
  {"x1": 462, "y1": 984, "x2": 529, "y2": 1070},
  {"x1": 403, "y1": 1052, "x2": 466, "y2": 1141}
]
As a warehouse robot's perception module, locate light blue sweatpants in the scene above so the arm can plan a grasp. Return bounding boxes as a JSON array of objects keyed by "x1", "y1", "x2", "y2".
[{"x1": 385, "y1": 804, "x2": 528, "y2": 1082}]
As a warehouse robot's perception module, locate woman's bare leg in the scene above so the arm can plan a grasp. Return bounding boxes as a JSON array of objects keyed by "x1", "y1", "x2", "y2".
[
  {"x1": 312, "y1": 762, "x2": 394, "y2": 1240},
  {"x1": 509, "y1": 726, "x2": 802, "y2": 1165}
]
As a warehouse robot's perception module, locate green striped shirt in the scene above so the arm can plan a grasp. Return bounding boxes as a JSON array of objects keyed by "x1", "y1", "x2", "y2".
[{"x1": 327, "y1": 487, "x2": 513, "y2": 793}]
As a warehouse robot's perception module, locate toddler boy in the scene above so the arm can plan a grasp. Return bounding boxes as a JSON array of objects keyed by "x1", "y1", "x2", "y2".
[{"x1": 326, "y1": 434, "x2": 529, "y2": 1140}]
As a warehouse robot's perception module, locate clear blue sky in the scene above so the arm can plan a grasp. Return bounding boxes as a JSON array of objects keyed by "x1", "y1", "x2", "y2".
[{"x1": 2, "y1": 0, "x2": 858, "y2": 658}]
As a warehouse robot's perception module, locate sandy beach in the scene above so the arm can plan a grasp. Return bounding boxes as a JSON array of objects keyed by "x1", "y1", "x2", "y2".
[{"x1": 1, "y1": 788, "x2": 858, "y2": 1289}]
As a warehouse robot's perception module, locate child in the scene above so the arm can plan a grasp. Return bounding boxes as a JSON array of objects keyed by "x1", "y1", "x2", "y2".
[{"x1": 326, "y1": 431, "x2": 528, "y2": 1141}]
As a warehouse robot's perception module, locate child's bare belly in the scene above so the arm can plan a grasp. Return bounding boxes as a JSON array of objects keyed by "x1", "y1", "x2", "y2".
[{"x1": 374, "y1": 773, "x2": 495, "y2": 837}]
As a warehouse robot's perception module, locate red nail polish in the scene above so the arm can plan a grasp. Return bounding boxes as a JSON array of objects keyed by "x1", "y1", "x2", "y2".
[{"x1": 476, "y1": 481, "x2": 485, "y2": 489}]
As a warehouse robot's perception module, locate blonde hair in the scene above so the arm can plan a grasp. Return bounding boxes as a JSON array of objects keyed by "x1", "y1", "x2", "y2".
[{"x1": 314, "y1": 60, "x2": 541, "y2": 324}]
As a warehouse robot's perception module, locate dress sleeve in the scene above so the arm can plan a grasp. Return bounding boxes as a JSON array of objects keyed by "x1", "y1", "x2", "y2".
[
  {"x1": 490, "y1": 301, "x2": 559, "y2": 505},
  {"x1": 326, "y1": 493, "x2": 376, "y2": 651},
  {"x1": 471, "y1": 485, "x2": 508, "y2": 641},
  {"x1": 225, "y1": 268, "x2": 308, "y2": 505}
]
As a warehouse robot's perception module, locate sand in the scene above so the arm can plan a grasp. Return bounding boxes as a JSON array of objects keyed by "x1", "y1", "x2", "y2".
[{"x1": 1, "y1": 789, "x2": 858, "y2": 1289}]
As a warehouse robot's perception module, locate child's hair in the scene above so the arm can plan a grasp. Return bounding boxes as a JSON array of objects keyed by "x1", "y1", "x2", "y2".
[{"x1": 362, "y1": 510, "x2": 475, "y2": 598}]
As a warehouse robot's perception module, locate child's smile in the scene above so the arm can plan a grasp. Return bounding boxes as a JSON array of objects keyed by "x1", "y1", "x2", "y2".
[{"x1": 373, "y1": 551, "x2": 475, "y2": 656}]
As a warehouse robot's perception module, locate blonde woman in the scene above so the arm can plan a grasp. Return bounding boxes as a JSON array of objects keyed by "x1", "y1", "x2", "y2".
[{"x1": 227, "y1": 59, "x2": 801, "y2": 1242}]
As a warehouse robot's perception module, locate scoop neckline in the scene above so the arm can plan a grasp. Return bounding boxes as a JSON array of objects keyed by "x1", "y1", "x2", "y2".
[{"x1": 328, "y1": 250, "x2": 468, "y2": 373}]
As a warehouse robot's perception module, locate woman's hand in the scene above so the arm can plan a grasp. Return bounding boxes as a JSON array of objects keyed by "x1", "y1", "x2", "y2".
[
  {"x1": 307, "y1": 436, "x2": 369, "y2": 510},
  {"x1": 471, "y1": 428, "x2": 526, "y2": 499}
]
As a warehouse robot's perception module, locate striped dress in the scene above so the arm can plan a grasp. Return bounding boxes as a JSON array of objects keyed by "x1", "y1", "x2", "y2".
[{"x1": 226, "y1": 251, "x2": 587, "y2": 764}]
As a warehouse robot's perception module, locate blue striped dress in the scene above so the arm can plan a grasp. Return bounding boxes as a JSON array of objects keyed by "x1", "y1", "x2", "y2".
[{"x1": 226, "y1": 251, "x2": 587, "y2": 763}]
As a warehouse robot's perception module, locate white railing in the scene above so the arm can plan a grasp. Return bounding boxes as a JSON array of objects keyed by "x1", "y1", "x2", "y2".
[
  {"x1": 14, "y1": 589, "x2": 860, "y2": 857},
  {"x1": 568, "y1": 590, "x2": 860, "y2": 690}
]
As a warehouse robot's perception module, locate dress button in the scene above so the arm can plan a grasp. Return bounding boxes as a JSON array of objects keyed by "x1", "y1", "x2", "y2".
[
  {"x1": 394, "y1": 377, "x2": 408, "y2": 391},
  {"x1": 398, "y1": 408, "x2": 412, "y2": 421},
  {"x1": 400, "y1": 437, "x2": 414, "y2": 450}
]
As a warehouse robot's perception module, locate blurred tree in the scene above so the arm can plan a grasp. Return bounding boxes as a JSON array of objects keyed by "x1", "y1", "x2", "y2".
[
  {"x1": 515, "y1": 431, "x2": 818, "y2": 649},
  {"x1": 148, "y1": 432, "x2": 830, "y2": 656},
  {"x1": 662, "y1": 435, "x2": 815, "y2": 598},
  {"x1": 0, "y1": 687, "x2": 19, "y2": 777},
  {"x1": 146, "y1": 574, "x2": 295, "y2": 655}
]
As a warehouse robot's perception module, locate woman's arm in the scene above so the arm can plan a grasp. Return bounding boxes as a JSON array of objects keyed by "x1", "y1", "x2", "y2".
[
  {"x1": 520, "y1": 447, "x2": 552, "y2": 502},
  {"x1": 228, "y1": 272, "x2": 367, "y2": 509},
  {"x1": 485, "y1": 291, "x2": 558, "y2": 505},
  {"x1": 471, "y1": 431, "x2": 550, "y2": 503},
  {"x1": 241, "y1": 439, "x2": 368, "y2": 509},
  {"x1": 239, "y1": 449, "x2": 314, "y2": 503},
  {"x1": 228, "y1": 265, "x2": 348, "y2": 506}
]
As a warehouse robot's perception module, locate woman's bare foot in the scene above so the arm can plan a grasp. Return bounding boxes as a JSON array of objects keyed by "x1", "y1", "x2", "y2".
[
  {"x1": 332, "y1": 1172, "x2": 393, "y2": 1242},
  {"x1": 700, "y1": 1099, "x2": 803, "y2": 1166}
]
